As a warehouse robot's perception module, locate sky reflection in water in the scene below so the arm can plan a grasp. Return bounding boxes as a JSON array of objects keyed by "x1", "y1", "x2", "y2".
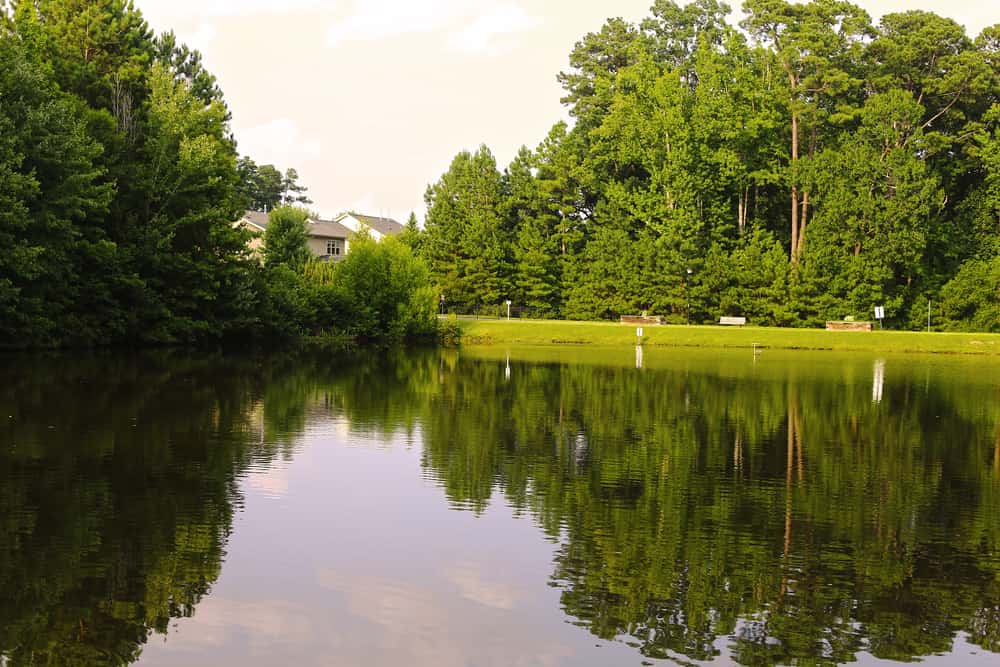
[{"x1": 1, "y1": 347, "x2": 998, "y2": 666}]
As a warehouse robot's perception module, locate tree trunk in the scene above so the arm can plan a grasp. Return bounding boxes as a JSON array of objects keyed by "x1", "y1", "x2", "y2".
[
  {"x1": 798, "y1": 191, "x2": 809, "y2": 257},
  {"x1": 790, "y1": 111, "x2": 800, "y2": 263}
]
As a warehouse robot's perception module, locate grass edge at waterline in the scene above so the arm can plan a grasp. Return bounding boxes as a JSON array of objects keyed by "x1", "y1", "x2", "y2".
[{"x1": 451, "y1": 319, "x2": 1000, "y2": 356}]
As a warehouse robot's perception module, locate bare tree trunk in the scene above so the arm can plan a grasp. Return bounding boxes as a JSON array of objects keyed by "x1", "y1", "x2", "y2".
[
  {"x1": 790, "y1": 111, "x2": 800, "y2": 263},
  {"x1": 798, "y1": 191, "x2": 809, "y2": 258},
  {"x1": 738, "y1": 196, "x2": 745, "y2": 235}
]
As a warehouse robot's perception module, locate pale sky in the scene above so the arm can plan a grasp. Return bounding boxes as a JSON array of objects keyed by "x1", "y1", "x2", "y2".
[{"x1": 136, "y1": 0, "x2": 997, "y2": 223}]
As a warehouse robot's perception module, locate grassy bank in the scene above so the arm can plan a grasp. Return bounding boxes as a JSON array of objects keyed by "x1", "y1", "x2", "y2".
[{"x1": 454, "y1": 318, "x2": 1000, "y2": 356}]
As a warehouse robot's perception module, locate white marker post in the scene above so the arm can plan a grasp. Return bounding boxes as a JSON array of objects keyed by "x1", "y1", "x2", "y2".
[{"x1": 506, "y1": 299, "x2": 512, "y2": 320}]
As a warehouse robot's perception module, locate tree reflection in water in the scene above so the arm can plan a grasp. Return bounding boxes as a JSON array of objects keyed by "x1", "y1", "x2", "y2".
[{"x1": 0, "y1": 348, "x2": 997, "y2": 665}]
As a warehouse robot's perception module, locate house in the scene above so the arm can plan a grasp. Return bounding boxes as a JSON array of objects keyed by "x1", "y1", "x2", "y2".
[
  {"x1": 306, "y1": 217, "x2": 353, "y2": 260},
  {"x1": 236, "y1": 210, "x2": 403, "y2": 262},
  {"x1": 333, "y1": 212, "x2": 404, "y2": 241},
  {"x1": 239, "y1": 210, "x2": 270, "y2": 256}
]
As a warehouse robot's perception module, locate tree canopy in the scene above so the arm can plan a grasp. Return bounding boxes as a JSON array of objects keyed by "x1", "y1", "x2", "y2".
[
  {"x1": 415, "y1": 0, "x2": 1000, "y2": 330},
  {"x1": 0, "y1": 0, "x2": 428, "y2": 348}
]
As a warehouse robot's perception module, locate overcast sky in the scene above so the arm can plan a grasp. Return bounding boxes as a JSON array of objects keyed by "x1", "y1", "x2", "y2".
[{"x1": 137, "y1": 0, "x2": 997, "y2": 222}]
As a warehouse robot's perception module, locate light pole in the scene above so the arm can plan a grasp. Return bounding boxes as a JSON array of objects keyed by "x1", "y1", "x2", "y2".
[
  {"x1": 506, "y1": 299, "x2": 512, "y2": 320},
  {"x1": 685, "y1": 268, "x2": 693, "y2": 325}
]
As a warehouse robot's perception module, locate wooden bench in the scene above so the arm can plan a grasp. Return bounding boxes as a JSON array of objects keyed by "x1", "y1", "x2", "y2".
[
  {"x1": 719, "y1": 316, "x2": 747, "y2": 327},
  {"x1": 826, "y1": 321, "x2": 872, "y2": 332}
]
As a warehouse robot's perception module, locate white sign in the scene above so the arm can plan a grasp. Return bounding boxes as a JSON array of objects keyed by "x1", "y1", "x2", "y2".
[
  {"x1": 875, "y1": 306, "x2": 885, "y2": 320},
  {"x1": 637, "y1": 327, "x2": 643, "y2": 338}
]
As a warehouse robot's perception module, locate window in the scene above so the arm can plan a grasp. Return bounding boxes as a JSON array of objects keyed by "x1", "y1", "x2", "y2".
[{"x1": 326, "y1": 240, "x2": 343, "y2": 256}]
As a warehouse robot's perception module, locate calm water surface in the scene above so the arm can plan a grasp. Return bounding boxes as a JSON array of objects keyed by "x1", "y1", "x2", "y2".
[{"x1": 1, "y1": 347, "x2": 999, "y2": 666}]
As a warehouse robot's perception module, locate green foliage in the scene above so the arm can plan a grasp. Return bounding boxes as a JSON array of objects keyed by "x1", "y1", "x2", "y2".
[
  {"x1": 0, "y1": 35, "x2": 114, "y2": 345},
  {"x1": 334, "y1": 235, "x2": 437, "y2": 340},
  {"x1": 424, "y1": 146, "x2": 512, "y2": 310},
  {"x1": 133, "y1": 62, "x2": 248, "y2": 343},
  {"x1": 237, "y1": 157, "x2": 312, "y2": 211},
  {"x1": 0, "y1": 0, "x2": 411, "y2": 348},
  {"x1": 264, "y1": 206, "x2": 311, "y2": 271},
  {"x1": 939, "y1": 255, "x2": 1000, "y2": 332},
  {"x1": 417, "y1": 0, "x2": 1000, "y2": 332},
  {"x1": 249, "y1": 235, "x2": 438, "y2": 343},
  {"x1": 399, "y1": 211, "x2": 424, "y2": 254}
]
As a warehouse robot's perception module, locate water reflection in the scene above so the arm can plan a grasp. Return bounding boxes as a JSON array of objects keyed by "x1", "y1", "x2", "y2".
[
  {"x1": 413, "y1": 348, "x2": 1000, "y2": 664},
  {"x1": 0, "y1": 348, "x2": 998, "y2": 666},
  {"x1": 0, "y1": 352, "x2": 282, "y2": 665}
]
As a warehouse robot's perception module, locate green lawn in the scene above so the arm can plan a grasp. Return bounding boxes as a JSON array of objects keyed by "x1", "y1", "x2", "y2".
[{"x1": 453, "y1": 318, "x2": 1000, "y2": 356}]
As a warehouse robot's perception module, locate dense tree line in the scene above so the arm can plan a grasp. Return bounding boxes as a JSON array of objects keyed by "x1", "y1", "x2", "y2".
[
  {"x1": 0, "y1": 0, "x2": 433, "y2": 348},
  {"x1": 420, "y1": 0, "x2": 1000, "y2": 331},
  {"x1": 237, "y1": 157, "x2": 312, "y2": 211}
]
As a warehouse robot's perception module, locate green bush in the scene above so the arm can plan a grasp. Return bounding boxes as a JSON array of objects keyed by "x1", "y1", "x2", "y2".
[
  {"x1": 257, "y1": 235, "x2": 437, "y2": 342},
  {"x1": 334, "y1": 235, "x2": 437, "y2": 340},
  {"x1": 939, "y1": 256, "x2": 1000, "y2": 332}
]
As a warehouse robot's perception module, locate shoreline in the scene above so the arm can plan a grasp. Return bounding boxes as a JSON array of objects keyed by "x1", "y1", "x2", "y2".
[{"x1": 454, "y1": 319, "x2": 1000, "y2": 356}]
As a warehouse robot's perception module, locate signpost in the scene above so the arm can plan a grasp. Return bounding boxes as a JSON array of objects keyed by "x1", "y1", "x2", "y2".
[
  {"x1": 874, "y1": 306, "x2": 885, "y2": 329},
  {"x1": 505, "y1": 300, "x2": 512, "y2": 320}
]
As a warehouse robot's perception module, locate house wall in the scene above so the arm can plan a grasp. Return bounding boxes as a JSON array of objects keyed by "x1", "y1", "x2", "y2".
[
  {"x1": 235, "y1": 220, "x2": 266, "y2": 259},
  {"x1": 307, "y1": 237, "x2": 349, "y2": 259}
]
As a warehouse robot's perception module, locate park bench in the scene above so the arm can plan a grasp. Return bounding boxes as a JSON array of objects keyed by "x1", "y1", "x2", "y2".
[
  {"x1": 719, "y1": 316, "x2": 747, "y2": 327},
  {"x1": 826, "y1": 321, "x2": 872, "y2": 332}
]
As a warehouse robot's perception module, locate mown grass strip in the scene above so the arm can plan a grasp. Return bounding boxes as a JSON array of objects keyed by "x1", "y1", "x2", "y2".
[{"x1": 454, "y1": 319, "x2": 1000, "y2": 356}]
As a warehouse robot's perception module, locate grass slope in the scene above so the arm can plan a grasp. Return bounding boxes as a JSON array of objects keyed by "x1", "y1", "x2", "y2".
[{"x1": 455, "y1": 319, "x2": 1000, "y2": 356}]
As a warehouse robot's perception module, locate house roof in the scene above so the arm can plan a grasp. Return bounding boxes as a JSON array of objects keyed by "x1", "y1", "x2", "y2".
[
  {"x1": 309, "y1": 218, "x2": 352, "y2": 239},
  {"x1": 241, "y1": 210, "x2": 270, "y2": 231},
  {"x1": 341, "y1": 212, "x2": 404, "y2": 236}
]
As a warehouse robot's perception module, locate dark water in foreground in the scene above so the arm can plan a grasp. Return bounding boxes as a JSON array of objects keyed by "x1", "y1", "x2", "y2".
[{"x1": 1, "y1": 347, "x2": 999, "y2": 666}]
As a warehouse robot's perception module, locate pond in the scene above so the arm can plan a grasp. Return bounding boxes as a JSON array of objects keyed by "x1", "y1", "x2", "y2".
[{"x1": 1, "y1": 346, "x2": 998, "y2": 666}]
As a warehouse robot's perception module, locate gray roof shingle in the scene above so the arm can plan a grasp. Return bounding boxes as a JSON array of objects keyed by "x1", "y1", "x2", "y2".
[
  {"x1": 345, "y1": 213, "x2": 404, "y2": 236},
  {"x1": 242, "y1": 210, "x2": 270, "y2": 231},
  {"x1": 309, "y1": 218, "x2": 352, "y2": 239}
]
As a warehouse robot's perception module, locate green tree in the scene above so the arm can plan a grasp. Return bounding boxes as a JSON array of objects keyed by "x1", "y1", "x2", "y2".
[
  {"x1": 251, "y1": 163, "x2": 285, "y2": 211},
  {"x1": 132, "y1": 62, "x2": 251, "y2": 342},
  {"x1": 399, "y1": 211, "x2": 424, "y2": 254},
  {"x1": 558, "y1": 17, "x2": 650, "y2": 133},
  {"x1": 334, "y1": 235, "x2": 437, "y2": 340},
  {"x1": 0, "y1": 35, "x2": 114, "y2": 346},
  {"x1": 939, "y1": 256, "x2": 1000, "y2": 331},
  {"x1": 281, "y1": 167, "x2": 312, "y2": 205},
  {"x1": 742, "y1": 0, "x2": 872, "y2": 262},
  {"x1": 423, "y1": 146, "x2": 512, "y2": 310},
  {"x1": 264, "y1": 206, "x2": 311, "y2": 271}
]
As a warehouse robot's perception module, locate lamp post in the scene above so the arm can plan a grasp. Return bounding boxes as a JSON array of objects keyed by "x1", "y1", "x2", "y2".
[
  {"x1": 439, "y1": 293, "x2": 445, "y2": 316},
  {"x1": 685, "y1": 268, "x2": 693, "y2": 325}
]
